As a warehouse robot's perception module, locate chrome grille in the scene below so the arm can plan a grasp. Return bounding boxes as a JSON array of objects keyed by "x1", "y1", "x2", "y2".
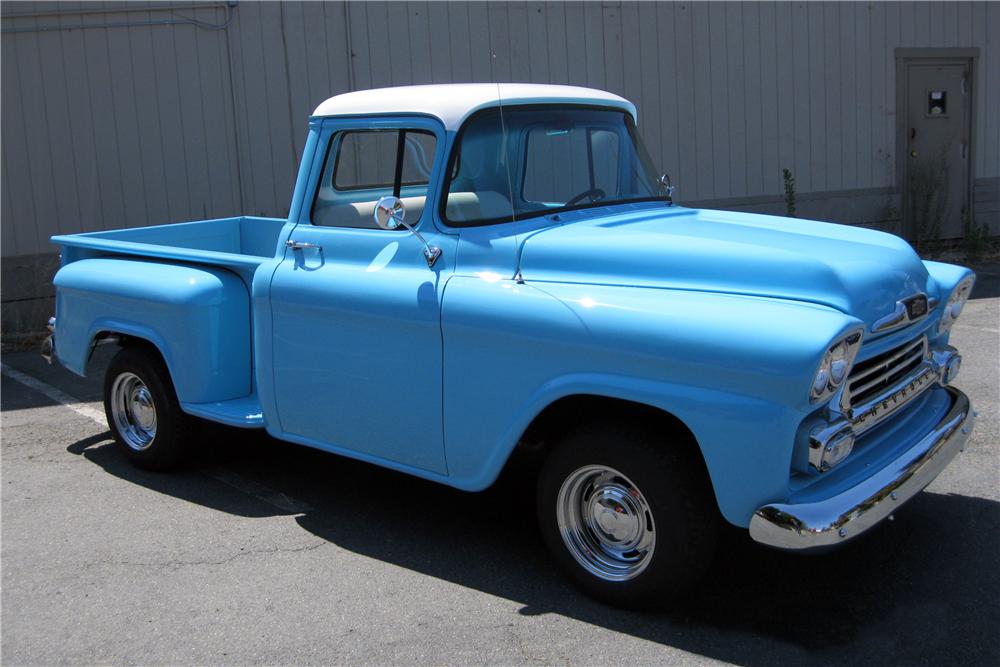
[{"x1": 845, "y1": 336, "x2": 928, "y2": 409}]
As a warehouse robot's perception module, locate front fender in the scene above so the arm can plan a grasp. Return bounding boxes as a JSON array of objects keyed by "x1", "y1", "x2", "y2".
[
  {"x1": 53, "y1": 258, "x2": 251, "y2": 403},
  {"x1": 923, "y1": 260, "x2": 976, "y2": 347},
  {"x1": 441, "y1": 277, "x2": 861, "y2": 526}
]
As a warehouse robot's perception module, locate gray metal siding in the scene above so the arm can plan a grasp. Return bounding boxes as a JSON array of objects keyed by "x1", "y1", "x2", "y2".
[{"x1": 2, "y1": 1, "x2": 998, "y2": 258}]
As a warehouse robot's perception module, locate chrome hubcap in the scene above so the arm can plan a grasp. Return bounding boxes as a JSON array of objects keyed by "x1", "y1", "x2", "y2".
[
  {"x1": 556, "y1": 465, "x2": 655, "y2": 581},
  {"x1": 110, "y1": 372, "x2": 157, "y2": 451}
]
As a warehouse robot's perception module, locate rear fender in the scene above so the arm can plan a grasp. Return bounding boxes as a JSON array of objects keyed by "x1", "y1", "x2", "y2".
[{"x1": 53, "y1": 258, "x2": 251, "y2": 403}]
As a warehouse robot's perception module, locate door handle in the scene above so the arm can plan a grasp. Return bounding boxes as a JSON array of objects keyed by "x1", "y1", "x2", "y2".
[{"x1": 285, "y1": 239, "x2": 323, "y2": 253}]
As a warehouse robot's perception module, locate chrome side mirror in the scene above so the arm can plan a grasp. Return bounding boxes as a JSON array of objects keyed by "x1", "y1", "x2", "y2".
[
  {"x1": 373, "y1": 196, "x2": 441, "y2": 268},
  {"x1": 374, "y1": 195, "x2": 406, "y2": 230}
]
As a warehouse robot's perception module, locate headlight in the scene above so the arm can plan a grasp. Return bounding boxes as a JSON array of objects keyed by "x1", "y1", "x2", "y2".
[
  {"x1": 937, "y1": 276, "x2": 975, "y2": 335},
  {"x1": 810, "y1": 330, "x2": 863, "y2": 404}
]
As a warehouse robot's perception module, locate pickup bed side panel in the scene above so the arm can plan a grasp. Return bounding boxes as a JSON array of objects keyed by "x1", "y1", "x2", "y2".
[
  {"x1": 441, "y1": 277, "x2": 862, "y2": 527},
  {"x1": 53, "y1": 258, "x2": 251, "y2": 403}
]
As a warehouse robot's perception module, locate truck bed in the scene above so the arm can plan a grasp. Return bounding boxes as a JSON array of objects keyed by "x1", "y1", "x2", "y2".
[{"x1": 52, "y1": 216, "x2": 287, "y2": 283}]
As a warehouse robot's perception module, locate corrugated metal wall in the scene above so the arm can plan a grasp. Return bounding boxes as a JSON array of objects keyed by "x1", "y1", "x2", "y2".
[{"x1": 2, "y1": 1, "x2": 999, "y2": 333}]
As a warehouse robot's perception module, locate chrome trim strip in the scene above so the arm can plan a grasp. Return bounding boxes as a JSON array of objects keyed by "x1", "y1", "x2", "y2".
[
  {"x1": 40, "y1": 335, "x2": 54, "y2": 365},
  {"x1": 749, "y1": 387, "x2": 973, "y2": 550},
  {"x1": 41, "y1": 315, "x2": 56, "y2": 364},
  {"x1": 847, "y1": 365, "x2": 938, "y2": 435},
  {"x1": 871, "y1": 302, "x2": 908, "y2": 333}
]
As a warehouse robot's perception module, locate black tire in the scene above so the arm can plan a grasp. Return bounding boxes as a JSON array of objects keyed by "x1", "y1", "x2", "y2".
[
  {"x1": 537, "y1": 420, "x2": 718, "y2": 609},
  {"x1": 103, "y1": 344, "x2": 190, "y2": 470}
]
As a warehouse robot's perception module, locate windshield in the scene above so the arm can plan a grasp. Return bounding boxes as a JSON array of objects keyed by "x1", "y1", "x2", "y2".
[{"x1": 441, "y1": 106, "x2": 667, "y2": 227}]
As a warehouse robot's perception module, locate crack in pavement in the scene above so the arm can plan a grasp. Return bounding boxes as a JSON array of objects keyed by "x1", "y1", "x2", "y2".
[{"x1": 52, "y1": 541, "x2": 332, "y2": 572}]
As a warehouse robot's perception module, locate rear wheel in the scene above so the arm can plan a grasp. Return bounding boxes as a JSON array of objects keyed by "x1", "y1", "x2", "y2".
[
  {"x1": 537, "y1": 420, "x2": 718, "y2": 608},
  {"x1": 103, "y1": 345, "x2": 190, "y2": 470}
]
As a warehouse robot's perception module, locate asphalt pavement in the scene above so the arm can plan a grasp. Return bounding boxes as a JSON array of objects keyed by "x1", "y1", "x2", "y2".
[{"x1": 2, "y1": 270, "x2": 998, "y2": 666}]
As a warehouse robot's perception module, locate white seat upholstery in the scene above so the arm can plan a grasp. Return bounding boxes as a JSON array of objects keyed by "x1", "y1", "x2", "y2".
[
  {"x1": 444, "y1": 191, "x2": 512, "y2": 222},
  {"x1": 313, "y1": 191, "x2": 512, "y2": 227},
  {"x1": 314, "y1": 196, "x2": 426, "y2": 229}
]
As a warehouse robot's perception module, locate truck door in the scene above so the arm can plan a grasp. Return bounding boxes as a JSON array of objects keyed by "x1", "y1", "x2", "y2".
[{"x1": 269, "y1": 118, "x2": 453, "y2": 475}]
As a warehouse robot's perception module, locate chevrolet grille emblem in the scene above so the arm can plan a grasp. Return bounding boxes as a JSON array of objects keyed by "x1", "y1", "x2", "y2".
[
  {"x1": 872, "y1": 292, "x2": 933, "y2": 333},
  {"x1": 905, "y1": 294, "x2": 928, "y2": 319}
]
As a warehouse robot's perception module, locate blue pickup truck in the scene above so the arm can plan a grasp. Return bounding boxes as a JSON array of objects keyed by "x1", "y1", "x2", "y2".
[{"x1": 45, "y1": 84, "x2": 976, "y2": 607}]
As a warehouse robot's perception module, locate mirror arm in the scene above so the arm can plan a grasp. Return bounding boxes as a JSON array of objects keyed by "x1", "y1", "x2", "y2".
[
  {"x1": 394, "y1": 216, "x2": 442, "y2": 268},
  {"x1": 374, "y1": 195, "x2": 442, "y2": 268},
  {"x1": 658, "y1": 173, "x2": 676, "y2": 206}
]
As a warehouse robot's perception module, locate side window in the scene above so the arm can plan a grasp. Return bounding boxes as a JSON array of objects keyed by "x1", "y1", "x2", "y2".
[{"x1": 312, "y1": 129, "x2": 436, "y2": 229}]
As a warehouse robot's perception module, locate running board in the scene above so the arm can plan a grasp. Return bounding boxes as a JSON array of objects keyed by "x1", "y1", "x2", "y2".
[{"x1": 181, "y1": 396, "x2": 265, "y2": 428}]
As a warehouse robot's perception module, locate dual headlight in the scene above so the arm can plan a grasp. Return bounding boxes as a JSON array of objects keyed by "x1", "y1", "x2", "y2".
[
  {"x1": 810, "y1": 330, "x2": 863, "y2": 404},
  {"x1": 937, "y1": 276, "x2": 975, "y2": 335}
]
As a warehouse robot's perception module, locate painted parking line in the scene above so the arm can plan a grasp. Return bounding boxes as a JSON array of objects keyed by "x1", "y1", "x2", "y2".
[
  {"x1": 1, "y1": 362, "x2": 311, "y2": 514},
  {"x1": 1, "y1": 363, "x2": 106, "y2": 424}
]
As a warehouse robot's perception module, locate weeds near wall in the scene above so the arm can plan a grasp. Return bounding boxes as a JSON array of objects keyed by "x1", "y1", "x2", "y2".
[
  {"x1": 962, "y1": 207, "x2": 995, "y2": 261},
  {"x1": 907, "y1": 154, "x2": 949, "y2": 252},
  {"x1": 782, "y1": 168, "x2": 796, "y2": 218}
]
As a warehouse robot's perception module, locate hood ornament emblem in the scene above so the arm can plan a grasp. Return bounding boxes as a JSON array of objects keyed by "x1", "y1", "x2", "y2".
[{"x1": 872, "y1": 292, "x2": 936, "y2": 333}]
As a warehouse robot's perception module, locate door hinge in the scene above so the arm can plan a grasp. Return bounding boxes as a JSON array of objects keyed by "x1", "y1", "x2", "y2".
[{"x1": 961, "y1": 76, "x2": 968, "y2": 96}]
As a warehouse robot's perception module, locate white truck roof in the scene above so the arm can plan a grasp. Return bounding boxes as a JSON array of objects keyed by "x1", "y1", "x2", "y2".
[{"x1": 311, "y1": 83, "x2": 636, "y2": 129}]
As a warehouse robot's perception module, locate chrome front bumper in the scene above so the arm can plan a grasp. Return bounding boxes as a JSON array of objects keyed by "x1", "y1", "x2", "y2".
[{"x1": 749, "y1": 386, "x2": 974, "y2": 550}]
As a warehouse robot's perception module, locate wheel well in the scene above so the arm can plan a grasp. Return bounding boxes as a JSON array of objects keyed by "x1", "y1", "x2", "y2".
[
  {"x1": 521, "y1": 395, "x2": 697, "y2": 449},
  {"x1": 117, "y1": 334, "x2": 163, "y2": 356},
  {"x1": 84, "y1": 331, "x2": 163, "y2": 375},
  {"x1": 510, "y1": 395, "x2": 708, "y2": 476}
]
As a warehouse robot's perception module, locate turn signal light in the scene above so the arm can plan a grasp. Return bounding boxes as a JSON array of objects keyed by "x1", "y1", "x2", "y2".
[{"x1": 809, "y1": 426, "x2": 856, "y2": 472}]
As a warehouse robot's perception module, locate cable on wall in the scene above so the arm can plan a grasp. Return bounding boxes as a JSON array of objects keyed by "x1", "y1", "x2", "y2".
[{"x1": 1, "y1": 2, "x2": 236, "y2": 34}]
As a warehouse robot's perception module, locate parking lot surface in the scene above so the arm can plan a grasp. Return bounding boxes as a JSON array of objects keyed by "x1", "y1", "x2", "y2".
[{"x1": 2, "y1": 270, "x2": 998, "y2": 666}]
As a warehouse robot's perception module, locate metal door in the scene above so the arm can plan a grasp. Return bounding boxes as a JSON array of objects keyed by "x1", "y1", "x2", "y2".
[
  {"x1": 268, "y1": 118, "x2": 454, "y2": 475},
  {"x1": 901, "y1": 58, "x2": 973, "y2": 242}
]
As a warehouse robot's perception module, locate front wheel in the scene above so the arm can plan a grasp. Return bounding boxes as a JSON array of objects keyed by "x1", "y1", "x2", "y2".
[
  {"x1": 103, "y1": 345, "x2": 190, "y2": 470},
  {"x1": 537, "y1": 421, "x2": 718, "y2": 608}
]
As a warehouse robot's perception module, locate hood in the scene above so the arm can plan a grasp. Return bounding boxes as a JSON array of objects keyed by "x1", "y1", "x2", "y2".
[{"x1": 517, "y1": 205, "x2": 931, "y2": 328}]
